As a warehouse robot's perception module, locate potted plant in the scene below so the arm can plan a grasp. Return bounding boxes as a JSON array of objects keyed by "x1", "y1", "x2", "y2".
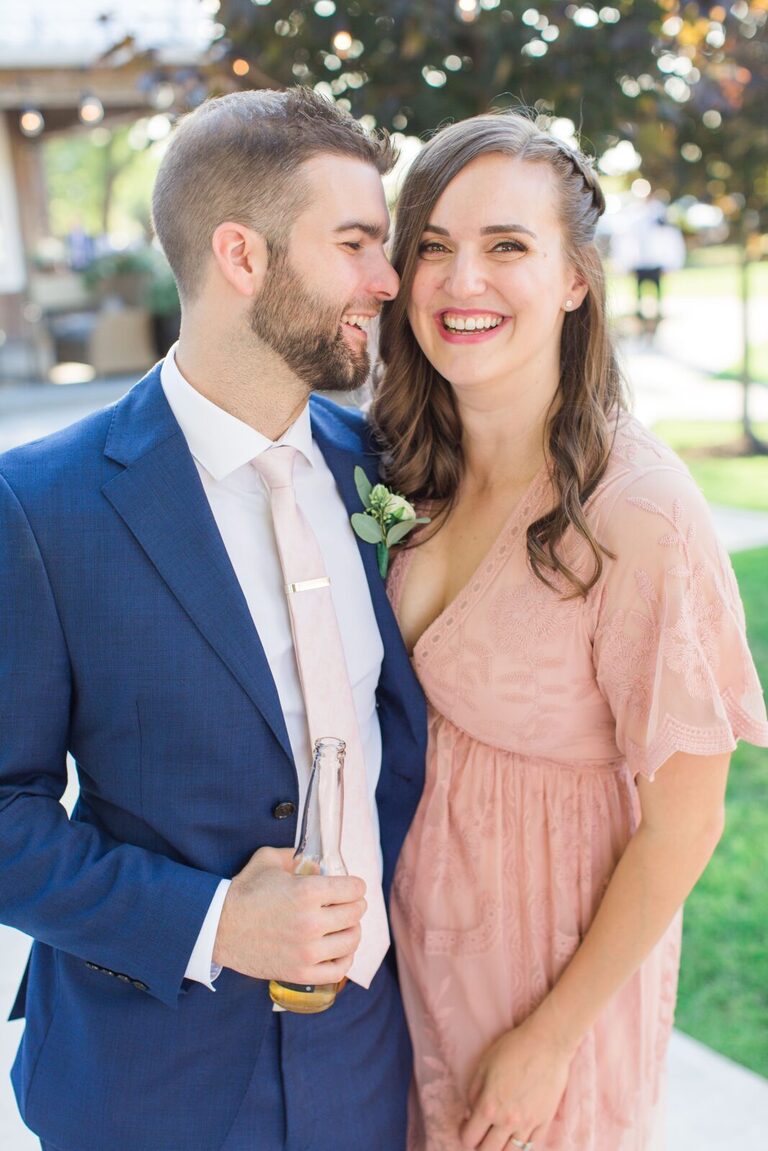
[{"x1": 83, "y1": 247, "x2": 156, "y2": 307}]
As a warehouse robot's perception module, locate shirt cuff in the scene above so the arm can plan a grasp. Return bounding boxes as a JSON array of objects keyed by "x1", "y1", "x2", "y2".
[{"x1": 184, "y1": 878, "x2": 231, "y2": 990}]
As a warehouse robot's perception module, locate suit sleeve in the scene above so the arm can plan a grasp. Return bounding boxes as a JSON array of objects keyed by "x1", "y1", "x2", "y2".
[{"x1": 0, "y1": 471, "x2": 223, "y2": 1008}]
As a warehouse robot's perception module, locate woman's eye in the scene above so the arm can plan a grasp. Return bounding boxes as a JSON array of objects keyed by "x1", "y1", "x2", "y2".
[
  {"x1": 492, "y1": 240, "x2": 528, "y2": 254},
  {"x1": 418, "y1": 241, "x2": 448, "y2": 255}
]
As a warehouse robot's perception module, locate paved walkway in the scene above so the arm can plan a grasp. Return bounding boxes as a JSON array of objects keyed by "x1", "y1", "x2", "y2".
[{"x1": 0, "y1": 335, "x2": 767, "y2": 1149}]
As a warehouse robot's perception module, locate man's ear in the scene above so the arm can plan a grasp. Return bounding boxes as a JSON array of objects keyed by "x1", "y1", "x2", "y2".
[{"x1": 211, "y1": 222, "x2": 270, "y2": 298}]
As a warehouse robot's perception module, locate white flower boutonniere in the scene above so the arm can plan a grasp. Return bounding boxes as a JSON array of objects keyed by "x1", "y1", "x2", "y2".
[{"x1": 350, "y1": 467, "x2": 430, "y2": 579}]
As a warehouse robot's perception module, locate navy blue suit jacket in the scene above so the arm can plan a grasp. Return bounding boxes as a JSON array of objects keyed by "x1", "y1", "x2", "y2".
[{"x1": 0, "y1": 366, "x2": 426, "y2": 1149}]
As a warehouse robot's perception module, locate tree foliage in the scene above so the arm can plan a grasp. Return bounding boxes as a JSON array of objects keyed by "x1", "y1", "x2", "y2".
[
  {"x1": 215, "y1": 2, "x2": 768, "y2": 223},
  {"x1": 216, "y1": 0, "x2": 673, "y2": 152},
  {"x1": 44, "y1": 125, "x2": 157, "y2": 239},
  {"x1": 637, "y1": 2, "x2": 768, "y2": 232}
]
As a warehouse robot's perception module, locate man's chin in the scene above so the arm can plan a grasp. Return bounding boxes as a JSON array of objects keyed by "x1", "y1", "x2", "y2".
[{"x1": 315, "y1": 351, "x2": 370, "y2": 394}]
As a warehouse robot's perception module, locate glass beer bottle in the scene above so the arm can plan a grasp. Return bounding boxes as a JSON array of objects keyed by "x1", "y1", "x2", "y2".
[{"x1": 269, "y1": 737, "x2": 348, "y2": 1014}]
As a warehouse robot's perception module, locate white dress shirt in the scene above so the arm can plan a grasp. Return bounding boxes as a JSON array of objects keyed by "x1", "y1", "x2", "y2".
[{"x1": 160, "y1": 347, "x2": 385, "y2": 987}]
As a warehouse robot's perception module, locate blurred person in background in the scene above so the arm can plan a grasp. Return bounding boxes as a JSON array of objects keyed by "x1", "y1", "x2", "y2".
[
  {"x1": 65, "y1": 215, "x2": 97, "y2": 271},
  {"x1": 611, "y1": 195, "x2": 686, "y2": 330}
]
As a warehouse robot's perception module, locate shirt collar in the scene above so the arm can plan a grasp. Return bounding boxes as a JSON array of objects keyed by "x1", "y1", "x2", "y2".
[{"x1": 160, "y1": 343, "x2": 314, "y2": 482}]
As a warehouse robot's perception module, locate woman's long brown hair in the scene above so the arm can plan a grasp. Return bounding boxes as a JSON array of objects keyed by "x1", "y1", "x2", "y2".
[{"x1": 372, "y1": 112, "x2": 626, "y2": 598}]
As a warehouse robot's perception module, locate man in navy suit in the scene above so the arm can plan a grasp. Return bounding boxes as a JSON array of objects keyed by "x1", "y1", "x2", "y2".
[{"x1": 0, "y1": 89, "x2": 425, "y2": 1151}]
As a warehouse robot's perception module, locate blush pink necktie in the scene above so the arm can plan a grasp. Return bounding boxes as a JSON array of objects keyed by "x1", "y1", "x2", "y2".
[{"x1": 253, "y1": 444, "x2": 389, "y2": 988}]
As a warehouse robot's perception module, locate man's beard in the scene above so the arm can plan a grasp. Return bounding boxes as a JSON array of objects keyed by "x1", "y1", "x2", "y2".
[{"x1": 249, "y1": 249, "x2": 373, "y2": 393}]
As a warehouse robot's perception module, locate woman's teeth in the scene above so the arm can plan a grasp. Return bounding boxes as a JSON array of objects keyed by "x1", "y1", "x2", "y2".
[{"x1": 442, "y1": 314, "x2": 503, "y2": 332}]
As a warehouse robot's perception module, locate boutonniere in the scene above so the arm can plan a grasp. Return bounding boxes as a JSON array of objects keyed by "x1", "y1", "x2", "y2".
[{"x1": 351, "y1": 467, "x2": 431, "y2": 579}]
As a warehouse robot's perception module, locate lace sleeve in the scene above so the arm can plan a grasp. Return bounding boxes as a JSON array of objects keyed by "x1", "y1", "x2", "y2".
[{"x1": 592, "y1": 466, "x2": 768, "y2": 779}]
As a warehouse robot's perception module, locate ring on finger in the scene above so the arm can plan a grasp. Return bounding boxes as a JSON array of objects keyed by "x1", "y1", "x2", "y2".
[{"x1": 510, "y1": 1138, "x2": 534, "y2": 1151}]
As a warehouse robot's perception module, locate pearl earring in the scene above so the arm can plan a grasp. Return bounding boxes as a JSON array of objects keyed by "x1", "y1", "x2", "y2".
[{"x1": 564, "y1": 299, "x2": 574, "y2": 311}]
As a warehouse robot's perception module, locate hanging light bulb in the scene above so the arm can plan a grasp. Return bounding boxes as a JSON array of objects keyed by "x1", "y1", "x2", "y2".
[
  {"x1": 20, "y1": 109, "x2": 45, "y2": 137},
  {"x1": 79, "y1": 94, "x2": 104, "y2": 125}
]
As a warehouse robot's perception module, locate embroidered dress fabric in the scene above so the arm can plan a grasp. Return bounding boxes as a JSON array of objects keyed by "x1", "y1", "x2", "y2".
[{"x1": 387, "y1": 415, "x2": 768, "y2": 1151}]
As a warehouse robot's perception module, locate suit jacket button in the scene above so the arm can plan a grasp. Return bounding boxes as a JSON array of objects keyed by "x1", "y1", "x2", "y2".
[{"x1": 273, "y1": 801, "x2": 296, "y2": 820}]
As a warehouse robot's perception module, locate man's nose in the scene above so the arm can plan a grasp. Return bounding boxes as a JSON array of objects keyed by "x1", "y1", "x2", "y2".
[{"x1": 368, "y1": 251, "x2": 400, "y2": 302}]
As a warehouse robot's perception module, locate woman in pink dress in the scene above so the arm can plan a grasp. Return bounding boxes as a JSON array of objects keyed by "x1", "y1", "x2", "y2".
[{"x1": 372, "y1": 113, "x2": 768, "y2": 1151}]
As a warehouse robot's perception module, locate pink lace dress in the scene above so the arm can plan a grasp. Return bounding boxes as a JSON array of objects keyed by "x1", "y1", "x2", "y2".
[{"x1": 387, "y1": 416, "x2": 768, "y2": 1151}]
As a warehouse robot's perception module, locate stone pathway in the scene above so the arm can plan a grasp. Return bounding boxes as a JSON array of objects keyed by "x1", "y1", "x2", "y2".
[
  {"x1": 709, "y1": 503, "x2": 768, "y2": 553},
  {"x1": 1, "y1": 928, "x2": 39, "y2": 1151},
  {"x1": 667, "y1": 1029, "x2": 768, "y2": 1150}
]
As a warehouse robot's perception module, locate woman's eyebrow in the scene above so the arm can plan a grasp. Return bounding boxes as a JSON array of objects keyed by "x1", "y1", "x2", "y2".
[
  {"x1": 421, "y1": 223, "x2": 538, "y2": 239},
  {"x1": 481, "y1": 224, "x2": 537, "y2": 238}
]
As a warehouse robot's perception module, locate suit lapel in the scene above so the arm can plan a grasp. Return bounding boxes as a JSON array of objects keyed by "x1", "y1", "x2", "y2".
[
  {"x1": 101, "y1": 369, "x2": 293, "y2": 763},
  {"x1": 309, "y1": 402, "x2": 393, "y2": 631}
]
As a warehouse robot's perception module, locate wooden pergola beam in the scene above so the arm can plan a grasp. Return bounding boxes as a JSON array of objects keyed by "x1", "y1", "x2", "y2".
[{"x1": 0, "y1": 57, "x2": 212, "y2": 130}]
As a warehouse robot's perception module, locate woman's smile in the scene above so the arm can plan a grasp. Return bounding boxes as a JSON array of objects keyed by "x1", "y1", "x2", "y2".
[{"x1": 434, "y1": 308, "x2": 511, "y2": 344}]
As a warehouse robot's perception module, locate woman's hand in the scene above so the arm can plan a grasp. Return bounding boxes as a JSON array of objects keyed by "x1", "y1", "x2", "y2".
[{"x1": 460, "y1": 1004, "x2": 575, "y2": 1151}]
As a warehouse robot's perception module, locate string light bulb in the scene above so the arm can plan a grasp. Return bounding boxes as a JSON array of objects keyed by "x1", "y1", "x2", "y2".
[
  {"x1": 79, "y1": 94, "x2": 104, "y2": 125},
  {"x1": 20, "y1": 109, "x2": 45, "y2": 137}
]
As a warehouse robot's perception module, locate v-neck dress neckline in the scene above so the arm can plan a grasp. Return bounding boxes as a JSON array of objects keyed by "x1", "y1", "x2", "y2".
[{"x1": 389, "y1": 466, "x2": 550, "y2": 664}]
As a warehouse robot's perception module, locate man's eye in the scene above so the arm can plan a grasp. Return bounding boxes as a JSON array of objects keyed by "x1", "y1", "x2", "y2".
[{"x1": 342, "y1": 241, "x2": 362, "y2": 251}]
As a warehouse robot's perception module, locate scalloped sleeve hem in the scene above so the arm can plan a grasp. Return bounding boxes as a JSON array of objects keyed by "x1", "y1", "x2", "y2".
[{"x1": 625, "y1": 700, "x2": 768, "y2": 781}]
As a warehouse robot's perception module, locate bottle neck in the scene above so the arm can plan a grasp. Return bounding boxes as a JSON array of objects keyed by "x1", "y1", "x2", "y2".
[{"x1": 297, "y1": 738, "x2": 347, "y2": 876}]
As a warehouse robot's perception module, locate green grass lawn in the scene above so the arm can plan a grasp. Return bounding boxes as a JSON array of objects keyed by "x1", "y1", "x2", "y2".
[
  {"x1": 675, "y1": 547, "x2": 768, "y2": 1076},
  {"x1": 653, "y1": 422, "x2": 768, "y2": 512}
]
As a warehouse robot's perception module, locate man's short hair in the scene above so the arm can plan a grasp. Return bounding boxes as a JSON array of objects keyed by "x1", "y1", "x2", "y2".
[{"x1": 152, "y1": 87, "x2": 396, "y2": 303}]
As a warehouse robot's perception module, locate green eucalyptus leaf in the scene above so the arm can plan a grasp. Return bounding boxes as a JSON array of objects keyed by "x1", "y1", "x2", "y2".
[
  {"x1": 351, "y1": 512, "x2": 384, "y2": 544},
  {"x1": 386, "y1": 520, "x2": 418, "y2": 546},
  {"x1": 414, "y1": 516, "x2": 432, "y2": 524},
  {"x1": 354, "y1": 466, "x2": 373, "y2": 508}
]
